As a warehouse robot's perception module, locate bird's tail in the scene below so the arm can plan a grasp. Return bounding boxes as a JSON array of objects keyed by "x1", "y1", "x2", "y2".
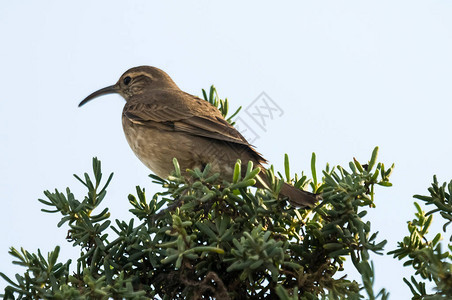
[
  {"x1": 255, "y1": 173, "x2": 320, "y2": 208},
  {"x1": 280, "y1": 182, "x2": 319, "y2": 208}
]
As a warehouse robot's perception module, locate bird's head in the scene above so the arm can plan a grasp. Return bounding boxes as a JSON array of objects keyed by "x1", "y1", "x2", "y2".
[{"x1": 79, "y1": 66, "x2": 179, "y2": 106}]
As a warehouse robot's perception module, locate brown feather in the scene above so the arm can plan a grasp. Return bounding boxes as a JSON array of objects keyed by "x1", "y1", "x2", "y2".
[{"x1": 123, "y1": 89, "x2": 266, "y2": 163}]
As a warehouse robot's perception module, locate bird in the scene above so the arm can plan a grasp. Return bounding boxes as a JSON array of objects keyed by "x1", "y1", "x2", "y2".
[{"x1": 79, "y1": 66, "x2": 318, "y2": 208}]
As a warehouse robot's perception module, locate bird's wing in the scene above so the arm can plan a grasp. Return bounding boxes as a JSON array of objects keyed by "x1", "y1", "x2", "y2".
[{"x1": 123, "y1": 98, "x2": 250, "y2": 146}]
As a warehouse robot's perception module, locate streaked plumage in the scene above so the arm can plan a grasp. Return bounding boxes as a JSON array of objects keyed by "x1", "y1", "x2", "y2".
[{"x1": 79, "y1": 66, "x2": 318, "y2": 208}]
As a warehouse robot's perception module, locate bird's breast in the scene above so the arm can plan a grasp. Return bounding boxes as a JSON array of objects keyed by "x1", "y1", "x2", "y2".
[{"x1": 121, "y1": 116, "x2": 258, "y2": 181}]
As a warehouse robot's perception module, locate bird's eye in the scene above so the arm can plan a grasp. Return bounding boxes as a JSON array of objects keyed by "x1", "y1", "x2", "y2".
[{"x1": 123, "y1": 76, "x2": 132, "y2": 85}]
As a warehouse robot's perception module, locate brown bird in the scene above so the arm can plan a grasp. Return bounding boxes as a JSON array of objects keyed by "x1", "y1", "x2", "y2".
[{"x1": 79, "y1": 66, "x2": 318, "y2": 208}]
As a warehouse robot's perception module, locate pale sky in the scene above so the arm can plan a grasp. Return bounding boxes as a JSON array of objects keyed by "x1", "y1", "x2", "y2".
[{"x1": 1, "y1": 1, "x2": 452, "y2": 298}]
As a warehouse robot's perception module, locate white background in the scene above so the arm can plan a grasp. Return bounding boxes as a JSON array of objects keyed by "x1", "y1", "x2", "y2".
[{"x1": 1, "y1": 1, "x2": 452, "y2": 298}]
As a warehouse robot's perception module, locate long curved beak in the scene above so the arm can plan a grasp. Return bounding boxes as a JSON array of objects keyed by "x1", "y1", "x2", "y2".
[{"x1": 78, "y1": 84, "x2": 119, "y2": 107}]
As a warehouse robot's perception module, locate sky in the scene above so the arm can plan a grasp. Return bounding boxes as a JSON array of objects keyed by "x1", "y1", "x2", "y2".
[{"x1": 1, "y1": 1, "x2": 452, "y2": 298}]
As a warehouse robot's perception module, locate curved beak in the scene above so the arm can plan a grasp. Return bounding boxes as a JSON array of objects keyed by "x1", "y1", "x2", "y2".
[{"x1": 78, "y1": 84, "x2": 119, "y2": 107}]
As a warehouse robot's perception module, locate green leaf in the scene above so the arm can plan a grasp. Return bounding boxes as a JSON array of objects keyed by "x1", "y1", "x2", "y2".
[
  {"x1": 368, "y1": 146, "x2": 379, "y2": 171},
  {"x1": 311, "y1": 152, "x2": 317, "y2": 188}
]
